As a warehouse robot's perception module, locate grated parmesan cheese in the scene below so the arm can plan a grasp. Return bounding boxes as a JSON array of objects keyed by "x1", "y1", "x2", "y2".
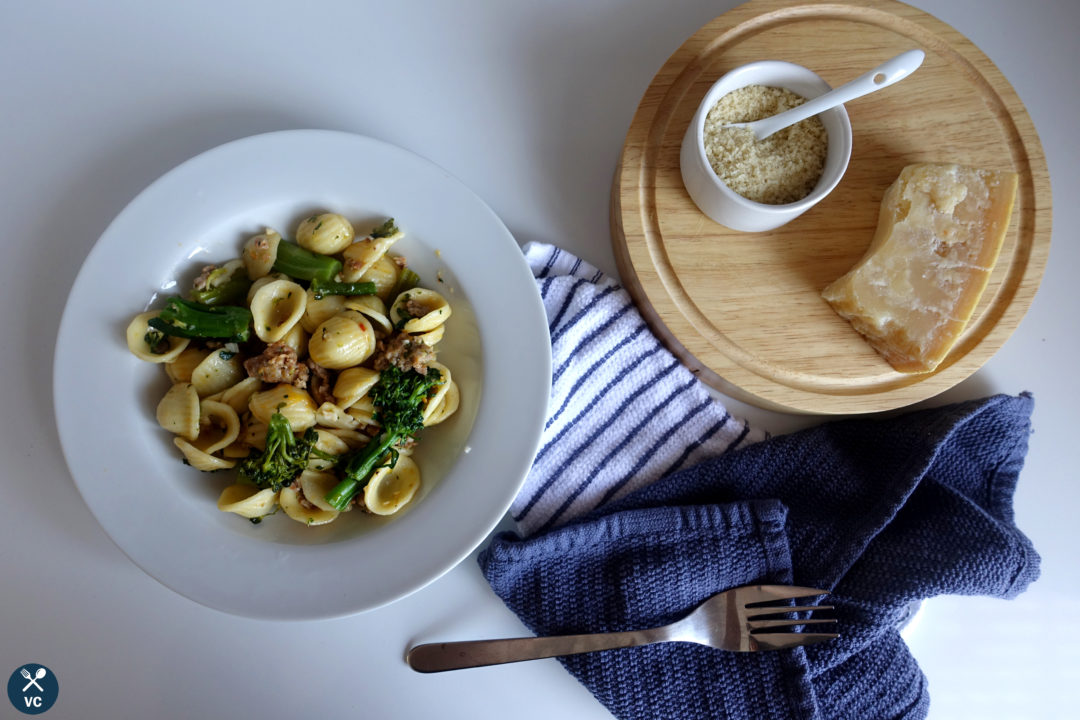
[{"x1": 703, "y1": 85, "x2": 828, "y2": 205}]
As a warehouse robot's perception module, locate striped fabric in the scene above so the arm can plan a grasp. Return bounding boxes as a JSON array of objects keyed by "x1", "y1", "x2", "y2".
[{"x1": 512, "y1": 243, "x2": 765, "y2": 537}]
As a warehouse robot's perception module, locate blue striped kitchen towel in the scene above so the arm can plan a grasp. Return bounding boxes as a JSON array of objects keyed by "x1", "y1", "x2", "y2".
[{"x1": 511, "y1": 243, "x2": 765, "y2": 537}]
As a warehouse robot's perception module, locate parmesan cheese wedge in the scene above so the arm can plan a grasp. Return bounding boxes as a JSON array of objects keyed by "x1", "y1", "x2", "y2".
[{"x1": 822, "y1": 163, "x2": 1018, "y2": 373}]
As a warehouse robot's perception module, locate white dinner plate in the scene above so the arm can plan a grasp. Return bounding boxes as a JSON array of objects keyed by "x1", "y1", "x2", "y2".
[{"x1": 54, "y1": 130, "x2": 551, "y2": 620}]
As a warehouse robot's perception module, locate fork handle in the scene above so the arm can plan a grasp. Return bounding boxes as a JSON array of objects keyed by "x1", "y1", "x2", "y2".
[{"x1": 407, "y1": 627, "x2": 667, "y2": 673}]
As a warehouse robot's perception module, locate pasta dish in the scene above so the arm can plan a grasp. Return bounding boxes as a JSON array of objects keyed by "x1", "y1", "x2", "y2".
[{"x1": 125, "y1": 213, "x2": 458, "y2": 526}]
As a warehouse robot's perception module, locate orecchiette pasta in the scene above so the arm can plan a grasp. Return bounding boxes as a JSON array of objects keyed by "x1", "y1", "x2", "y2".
[
  {"x1": 296, "y1": 213, "x2": 355, "y2": 255},
  {"x1": 249, "y1": 384, "x2": 317, "y2": 431},
  {"x1": 332, "y1": 367, "x2": 380, "y2": 409},
  {"x1": 208, "y1": 376, "x2": 263, "y2": 415},
  {"x1": 390, "y1": 288, "x2": 451, "y2": 333},
  {"x1": 175, "y1": 437, "x2": 236, "y2": 471},
  {"x1": 190, "y1": 348, "x2": 245, "y2": 397},
  {"x1": 297, "y1": 470, "x2": 342, "y2": 512},
  {"x1": 306, "y1": 430, "x2": 350, "y2": 471},
  {"x1": 250, "y1": 278, "x2": 307, "y2": 343},
  {"x1": 343, "y1": 295, "x2": 393, "y2": 335},
  {"x1": 279, "y1": 486, "x2": 339, "y2": 525},
  {"x1": 362, "y1": 455, "x2": 421, "y2": 515},
  {"x1": 246, "y1": 272, "x2": 290, "y2": 305},
  {"x1": 127, "y1": 212, "x2": 459, "y2": 527},
  {"x1": 194, "y1": 401, "x2": 241, "y2": 455},
  {"x1": 308, "y1": 310, "x2": 376, "y2": 369},
  {"x1": 127, "y1": 311, "x2": 189, "y2": 363},
  {"x1": 165, "y1": 347, "x2": 210, "y2": 384},
  {"x1": 341, "y1": 226, "x2": 403, "y2": 281},
  {"x1": 359, "y1": 255, "x2": 399, "y2": 301},
  {"x1": 315, "y1": 402, "x2": 361, "y2": 430},
  {"x1": 217, "y1": 485, "x2": 278, "y2": 518},
  {"x1": 424, "y1": 380, "x2": 460, "y2": 427},
  {"x1": 301, "y1": 291, "x2": 346, "y2": 333},
  {"x1": 242, "y1": 228, "x2": 282, "y2": 279},
  {"x1": 278, "y1": 321, "x2": 308, "y2": 358},
  {"x1": 156, "y1": 382, "x2": 199, "y2": 440}
]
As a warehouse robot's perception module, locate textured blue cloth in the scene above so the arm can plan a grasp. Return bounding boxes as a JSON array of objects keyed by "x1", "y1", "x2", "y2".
[{"x1": 479, "y1": 393, "x2": 1040, "y2": 719}]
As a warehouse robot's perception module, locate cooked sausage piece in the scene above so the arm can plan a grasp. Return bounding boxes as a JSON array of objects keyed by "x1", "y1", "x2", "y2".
[
  {"x1": 371, "y1": 331, "x2": 436, "y2": 375},
  {"x1": 305, "y1": 359, "x2": 335, "y2": 406},
  {"x1": 244, "y1": 342, "x2": 310, "y2": 388}
]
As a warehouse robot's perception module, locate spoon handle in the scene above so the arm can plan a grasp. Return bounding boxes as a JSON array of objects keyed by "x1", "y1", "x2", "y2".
[{"x1": 752, "y1": 49, "x2": 925, "y2": 139}]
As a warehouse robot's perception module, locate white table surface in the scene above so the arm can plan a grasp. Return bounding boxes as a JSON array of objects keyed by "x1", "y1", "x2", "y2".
[{"x1": 2, "y1": 1, "x2": 1077, "y2": 718}]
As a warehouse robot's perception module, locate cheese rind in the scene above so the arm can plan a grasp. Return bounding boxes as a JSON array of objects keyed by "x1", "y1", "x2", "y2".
[{"x1": 822, "y1": 163, "x2": 1018, "y2": 373}]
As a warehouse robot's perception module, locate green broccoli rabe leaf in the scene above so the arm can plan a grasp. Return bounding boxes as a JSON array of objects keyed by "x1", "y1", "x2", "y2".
[
  {"x1": 371, "y1": 218, "x2": 399, "y2": 239},
  {"x1": 143, "y1": 327, "x2": 169, "y2": 354}
]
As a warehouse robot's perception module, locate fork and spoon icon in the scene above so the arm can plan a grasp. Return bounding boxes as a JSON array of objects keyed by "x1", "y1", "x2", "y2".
[{"x1": 20, "y1": 667, "x2": 46, "y2": 692}]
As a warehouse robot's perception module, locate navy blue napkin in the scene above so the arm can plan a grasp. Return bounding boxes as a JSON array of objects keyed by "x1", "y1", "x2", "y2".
[{"x1": 479, "y1": 393, "x2": 1040, "y2": 719}]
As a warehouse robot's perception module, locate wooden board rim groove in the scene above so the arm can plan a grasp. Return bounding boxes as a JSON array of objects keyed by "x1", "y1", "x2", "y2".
[{"x1": 610, "y1": 0, "x2": 1051, "y2": 415}]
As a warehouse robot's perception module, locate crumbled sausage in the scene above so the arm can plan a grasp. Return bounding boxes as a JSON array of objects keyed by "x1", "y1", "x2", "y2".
[
  {"x1": 289, "y1": 480, "x2": 316, "y2": 510},
  {"x1": 244, "y1": 342, "x2": 310, "y2": 388},
  {"x1": 192, "y1": 264, "x2": 217, "y2": 291},
  {"x1": 372, "y1": 331, "x2": 436, "y2": 375},
  {"x1": 305, "y1": 359, "x2": 335, "y2": 406},
  {"x1": 404, "y1": 298, "x2": 430, "y2": 320}
]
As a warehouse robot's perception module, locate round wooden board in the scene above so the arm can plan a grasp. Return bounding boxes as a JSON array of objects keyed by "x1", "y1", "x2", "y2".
[{"x1": 610, "y1": 0, "x2": 1051, "y2": 414}]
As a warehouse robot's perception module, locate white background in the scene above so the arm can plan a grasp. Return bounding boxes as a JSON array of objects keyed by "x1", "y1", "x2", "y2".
[{"x1": 1, "y1": 0, "x2": 1077, "y2": 718}]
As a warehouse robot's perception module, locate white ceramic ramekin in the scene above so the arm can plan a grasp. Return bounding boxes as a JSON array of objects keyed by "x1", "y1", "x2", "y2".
[{"x1": 680, "y1": 61, "x2": 853, "y2": 232}]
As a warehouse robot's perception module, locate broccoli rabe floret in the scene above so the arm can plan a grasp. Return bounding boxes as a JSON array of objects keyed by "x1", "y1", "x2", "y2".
[{"x1": 238, "y1": 412, "x2": 337, "y2": 492}]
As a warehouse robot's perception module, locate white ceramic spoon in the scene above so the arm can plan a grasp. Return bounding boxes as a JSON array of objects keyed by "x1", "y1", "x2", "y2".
[{"x1": 727, "y1": 49, "x2": 926, "y2": 140}]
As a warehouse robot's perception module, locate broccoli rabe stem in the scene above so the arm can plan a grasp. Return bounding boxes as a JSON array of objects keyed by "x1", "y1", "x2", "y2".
[
  {"x1": 324, "y1": 433, "x2": 399, "y2": 511},
  {"x1": 148, "y1": 297, "x2": 252, "y2": 342},
  {"x1": 309, "y1": 278, "x2": 377, "y2": 300},
  {"x1": 272, "y1": 241, "x2": 343, "y2": 282},
  {"x1": 389, "y1": 268, "x2": 421, "y2": 299},
  {"x1": 189, "y1": 269, "x2": 251, "y2": 306}
]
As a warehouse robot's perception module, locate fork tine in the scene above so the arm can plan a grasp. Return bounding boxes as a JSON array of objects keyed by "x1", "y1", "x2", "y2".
[
  {"x1": 748, "y1": 617, "x2": 838, "y2": 630},
  {"x1": 746, "y1": 604, "x2": 833, "y2": 617},
  {"x1": 741, "y1": 585, "x2": 830, "y2": 605},
  {"x1": 750, "y1": 632, "x2": 840, "y2": 651}
]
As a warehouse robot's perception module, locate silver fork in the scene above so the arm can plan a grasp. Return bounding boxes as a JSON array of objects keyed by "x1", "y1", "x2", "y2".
[{"x1": 407, "y1": 584, "x2": 838, "y2": 673}]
